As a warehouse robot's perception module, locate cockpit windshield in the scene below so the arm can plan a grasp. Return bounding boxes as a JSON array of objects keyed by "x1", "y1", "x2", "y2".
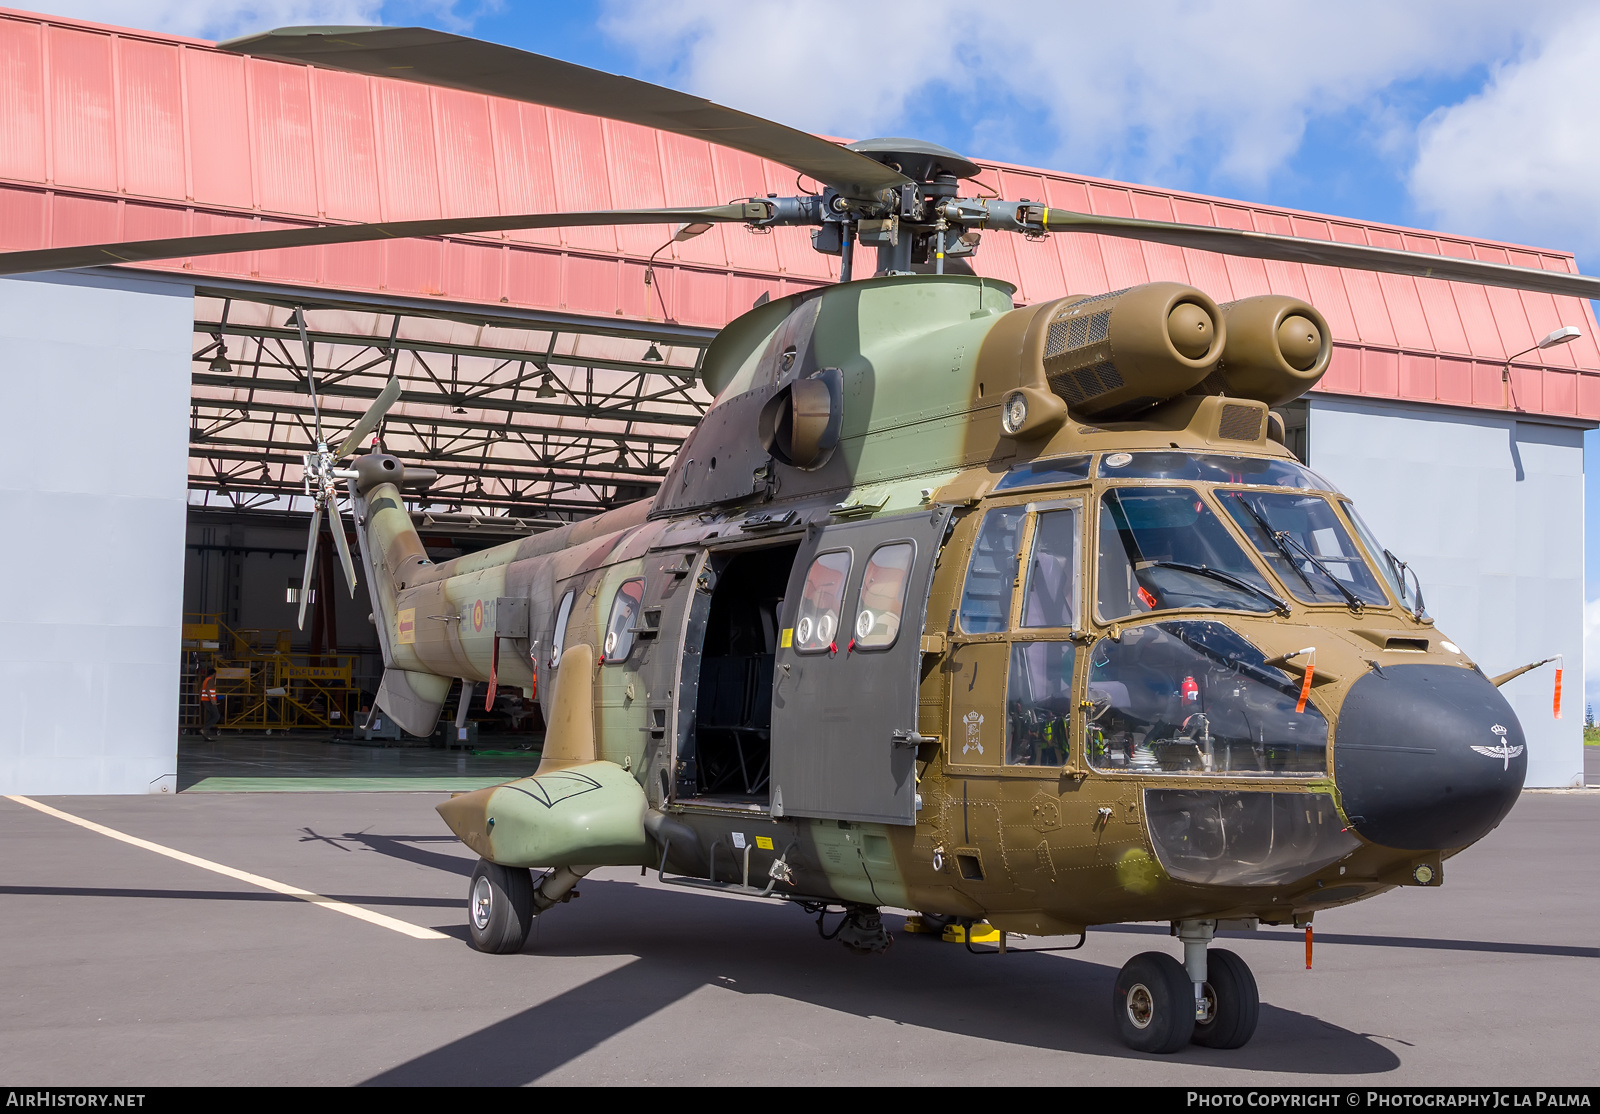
[
  {"x1": 1217, "y1": 490, "x2": 1389, "y2": 609},
  {"x1": 1097, "y1": 487, "x2": 1285, "y2": 620}
]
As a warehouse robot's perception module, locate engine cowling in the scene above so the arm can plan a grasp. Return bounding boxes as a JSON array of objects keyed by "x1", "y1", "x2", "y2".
[{"x1": 1212, "y1": 295, "x2": 1332, "y2": 405}]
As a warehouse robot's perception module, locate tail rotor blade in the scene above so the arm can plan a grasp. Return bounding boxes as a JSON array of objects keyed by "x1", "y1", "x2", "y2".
[
  {"x1": 334, "y1": 374, "x2": 402, "y2": 460},
  {"x1": 297, "y1": 503, "x2": 323, "y2": 631},
  {"x1": 329, "y1": 501, "x2": 358, "y2": 596}
]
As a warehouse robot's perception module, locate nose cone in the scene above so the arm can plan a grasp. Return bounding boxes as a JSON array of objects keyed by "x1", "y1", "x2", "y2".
[{"x1": 1334, "y1": 664, "x2": 1525, "y2": 851}]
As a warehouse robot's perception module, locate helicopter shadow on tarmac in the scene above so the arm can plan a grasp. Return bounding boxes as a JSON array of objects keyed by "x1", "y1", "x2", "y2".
[{"x1": 359, "y1": 875, "x2": 1400, "y2": 1085}]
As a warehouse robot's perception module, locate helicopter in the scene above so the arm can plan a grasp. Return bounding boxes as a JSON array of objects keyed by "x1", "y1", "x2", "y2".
[{"x1": 4, "y1": 25, "x2": 1589, "y2": 1056}]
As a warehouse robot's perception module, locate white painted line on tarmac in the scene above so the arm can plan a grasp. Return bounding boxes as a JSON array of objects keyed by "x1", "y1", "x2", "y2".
[{"x1": 5, "y1": 795, "x2": 449, "y2": 941}]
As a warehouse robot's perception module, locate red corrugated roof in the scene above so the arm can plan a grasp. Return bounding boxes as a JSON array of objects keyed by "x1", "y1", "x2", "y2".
[{"x1": 2, "y1": 6, "x2": 1596, "y2": 420}]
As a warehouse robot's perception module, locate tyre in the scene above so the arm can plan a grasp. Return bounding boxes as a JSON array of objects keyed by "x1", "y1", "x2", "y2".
[
  {"x1": 1112, "y1": 951, "x2": 1196, "y2": 1053},
  {"x1": 467, "y1": 858, "x2": 534, "y2": 954},
  {"x1": 1192, "y1": 948, "x2": 1260, "y2": 1049}
]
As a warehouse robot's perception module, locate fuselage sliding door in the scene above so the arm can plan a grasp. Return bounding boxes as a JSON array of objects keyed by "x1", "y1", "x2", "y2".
[{"x1": 770, "y1": 507, "x2": 952, "y2": 824}]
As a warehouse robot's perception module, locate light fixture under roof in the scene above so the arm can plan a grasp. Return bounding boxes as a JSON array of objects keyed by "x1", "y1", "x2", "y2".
[
  {"x1": 642, "y1": 344, "x2": 664, "y2": 362},
  {"x1": 672, "y1": 221, "x2": 713, "y2": 242},
  {"x1": 535, "y1": 372, "x2": 558, "y2": 398}
]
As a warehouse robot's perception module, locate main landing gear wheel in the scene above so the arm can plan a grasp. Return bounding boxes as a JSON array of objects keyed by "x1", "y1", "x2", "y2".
[
  {"x1": 467, "y1": 858, "x2": 534, "y2": 954},
  {"x1": 1191, "y1": 948, "x2": 1259, "y2": 1049},
  {"x1": 1113, "y1": 951, "x2": 1196, "y2": 1053}
]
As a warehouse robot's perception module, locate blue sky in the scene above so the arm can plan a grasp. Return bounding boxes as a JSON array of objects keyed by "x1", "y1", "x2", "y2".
[{"x1": 33, "y1": 0, "x2": 1600, "y2": 704}]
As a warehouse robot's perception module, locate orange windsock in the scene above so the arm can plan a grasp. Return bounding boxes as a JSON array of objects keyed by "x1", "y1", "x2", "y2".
[{"x1": 1553, "y1": 654, "x2": 1564, "y2": 720}]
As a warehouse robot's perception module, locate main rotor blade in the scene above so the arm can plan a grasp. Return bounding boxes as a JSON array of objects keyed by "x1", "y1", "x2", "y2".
[
  {"x1": 292, "y1": 306, "x2": 320, "y2": 443},
  {"x1": 1040, "y1": 208, "x2": 1600, "y2": 302},
  {"x1": 328, "y1": 502, "x2": 358, "y2": 597},
  {"x1": 333, "y1": 374, "x2": 402, "y2": 461},
  {"x1": 297, "y1": 503, "x2": 323, "y2": 632},
  {"x1": 222, "y1": 26, "x2": 909, "y2": 202},
  {"x1": 0, "y1": 204, "x2": 761, "y2": 278}
]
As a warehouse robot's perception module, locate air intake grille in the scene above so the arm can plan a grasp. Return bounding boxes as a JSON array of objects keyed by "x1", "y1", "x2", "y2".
[
  {"x1": 1048, "y1": 360, "x2": 1124, "y2": 404},
  {"x1": 1218, "y1": 403, "x2": 1264, "y2": 441},
  {"x1": 1045, "y1": 318, "x2": 1073, "y2": 359},
  {"x1": 1045, "y1": 308, "x2": 1115, "y2": 359}
]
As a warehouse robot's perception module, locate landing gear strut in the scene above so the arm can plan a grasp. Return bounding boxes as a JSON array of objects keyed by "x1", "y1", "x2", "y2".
[{"x1": 1112, "y1": 919, "x2": 1259, "y2": 1053}]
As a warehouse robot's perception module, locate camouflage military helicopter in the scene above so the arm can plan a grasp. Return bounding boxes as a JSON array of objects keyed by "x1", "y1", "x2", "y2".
[{"x1": 6, "y1": 25, "x2": 1594, "y2": 1055}]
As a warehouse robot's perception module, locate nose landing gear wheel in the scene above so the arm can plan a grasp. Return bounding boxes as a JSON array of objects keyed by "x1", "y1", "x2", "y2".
[
  {"x1": 467, "y1": 858, "x2": 534, "y2": 954},
  {"x1": 1191, "y1": 947, "x2": 1259, "y2": 1048},
  {"x1": 1113, "y1": 951, "x2": 1195, "y2": 1053}
]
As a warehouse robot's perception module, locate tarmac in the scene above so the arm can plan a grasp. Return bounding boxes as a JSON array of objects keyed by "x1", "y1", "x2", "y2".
[{"x1": 0, "y1": 764, "x2": 1596, "y2": 1086}]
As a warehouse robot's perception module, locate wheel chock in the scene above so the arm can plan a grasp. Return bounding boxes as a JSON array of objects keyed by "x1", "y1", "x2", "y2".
[{"x1": 942, "y1": 921, "x2": 1001, "y2": 944}]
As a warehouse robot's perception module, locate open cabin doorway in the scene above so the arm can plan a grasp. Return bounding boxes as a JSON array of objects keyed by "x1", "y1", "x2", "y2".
[{"x1": 676, "y1": 541, "x2": 799, "y2": 807}]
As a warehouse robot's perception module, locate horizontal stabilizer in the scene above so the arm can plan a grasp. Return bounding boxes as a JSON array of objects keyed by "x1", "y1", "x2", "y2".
[{"x1": 376, "y1": 668, "x2": 452, "y2": 737}]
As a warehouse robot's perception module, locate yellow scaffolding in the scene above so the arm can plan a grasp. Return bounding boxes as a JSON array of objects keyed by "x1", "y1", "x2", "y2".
[{"x1": 180, "y1": 613, "x2": 360, "y2": 732}]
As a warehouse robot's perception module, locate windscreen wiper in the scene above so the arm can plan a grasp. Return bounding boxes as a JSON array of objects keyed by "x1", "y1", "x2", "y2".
[
  {"x1": 1225, "y1": 492, "x2": 1319, "y2": 595},
  {"x1": 1384, "y1": 548, "x2": 1428, "y2": 620},
  {"x1": 1139, "y1": 560, "x2": 1291, "y2": 615},
  {"x1": 1271, "y1": 531, "x2": 1366, "y2": 613}
]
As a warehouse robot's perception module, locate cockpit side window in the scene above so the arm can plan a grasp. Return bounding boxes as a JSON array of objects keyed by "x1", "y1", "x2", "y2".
[
  {"x1": 1341, "y1": 502, "x2": 1418, "y2": 612},
  {"x1": 1096, "y1": 487, "x2": 1279, "y2": 621},
  {"x1": 1022, "y1": 508, "x2": 1079, "y2": 629},
  {"x1": 1007, "y1": 640, "x2": 1077, "y2": 766},
  {"x1": 959, "y1": 507, "x2": 1025, "y2": 633}
]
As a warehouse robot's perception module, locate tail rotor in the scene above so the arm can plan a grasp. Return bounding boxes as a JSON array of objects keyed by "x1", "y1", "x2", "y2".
[{"x1": 293, "y1": 306, "x2": 405, "y2": 630}]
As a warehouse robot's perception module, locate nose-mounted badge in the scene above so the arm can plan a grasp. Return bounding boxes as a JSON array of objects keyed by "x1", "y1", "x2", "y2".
[{"x1": 1469, "y1": 724, "x2": 1524, "y2": 770}]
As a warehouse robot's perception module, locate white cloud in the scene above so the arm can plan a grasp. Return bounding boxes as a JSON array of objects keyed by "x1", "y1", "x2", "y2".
[
  {"x1": 1411, "y1": 10, "x2": 1600, "y2": 257},
  {"x1": 599, "y1": 0, "x2": 1577, "y2": 193}
]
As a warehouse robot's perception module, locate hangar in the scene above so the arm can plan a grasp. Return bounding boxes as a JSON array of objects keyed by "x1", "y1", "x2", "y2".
[{"x1": 0, "y1": 7, "x2": 1591, "y2": 793}]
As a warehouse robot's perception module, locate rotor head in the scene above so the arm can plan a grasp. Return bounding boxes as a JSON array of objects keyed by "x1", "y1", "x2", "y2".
[{"x1": 844, "y1": 138, "x2": 981, "y2": 185}]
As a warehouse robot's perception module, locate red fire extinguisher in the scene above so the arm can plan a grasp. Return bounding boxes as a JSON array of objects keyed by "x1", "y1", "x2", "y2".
[{"x1": 1180, "y1": 675, "x2": 1200, "y2": 706}]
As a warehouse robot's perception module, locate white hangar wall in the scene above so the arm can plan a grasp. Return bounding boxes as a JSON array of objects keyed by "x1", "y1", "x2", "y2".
[
  {"x1": 1309, "y1": 395, "x2": 1586, "y2": 788},
  {"x1": 0, "y1": 272, "x2": 193, "y2": 795}
]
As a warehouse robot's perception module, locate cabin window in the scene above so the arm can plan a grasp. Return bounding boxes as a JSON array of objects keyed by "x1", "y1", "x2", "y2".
[
  {"x1": 794, "y1": 550, "x2": 850, "y2": 651},
  {"x1": 1096, "y1": 487, "x2": 1280, "y2": 620},
  {"x1": 853, "y1": 542, "x2": 914, "y2": 649},
  {"x1": 549, "y1": 589, "x2": 575, "y2": 668},
  {"x1": 1217, "y1": 490, "x2": 1389, "y2": 608},
  {"x1": 959, "y1": 507, "x2": 1025, "y2": 633},
  {"x1": 1021, "y1": 508, "x2": 1079, "y2": 629},
  {"x1": 602, "y1": 578, "x2": 645, "y2": 663},
  {"x1": 1006, "y1": 640, "x2": 1076, "y2": 766},
  {"x1": 1084, "y1": 620, "x2": 1327, "y2": 777}
]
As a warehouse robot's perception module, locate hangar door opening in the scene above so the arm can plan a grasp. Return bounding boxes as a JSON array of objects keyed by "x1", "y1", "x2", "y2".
[{"x1": 175, "y1": 293, "x2": 709, "y2": 789}]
